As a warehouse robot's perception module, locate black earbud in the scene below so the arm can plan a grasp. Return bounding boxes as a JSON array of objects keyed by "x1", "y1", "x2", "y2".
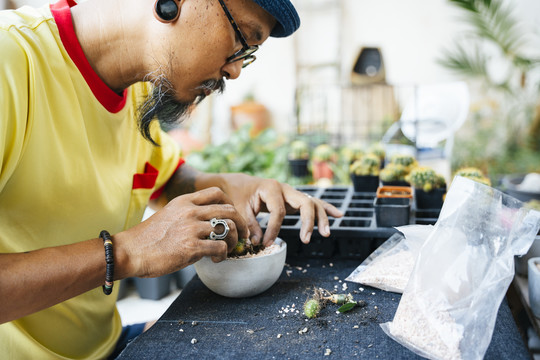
[{"x1": 154, "y1": 0, "x2": 180, "y2": 23}]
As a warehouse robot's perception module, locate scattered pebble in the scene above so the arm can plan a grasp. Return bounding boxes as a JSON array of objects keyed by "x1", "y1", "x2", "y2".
[
  {"x1": 353, "y1": 325, "x2": 359, "y2": 329},
  {"x1": 324, "y1": 349, "x2": 332, "y2": 356},
  {"x1": 302, "y1": 269, "x2": 307, "y2": 273},
  {"x1": 247, "y1": 329, "x2": 254, "y2": 334},
  {"x1": 298, "y1": 327, "x2": 309, "y2": 334},
  {"x1": 374, "y1": 306, "x2": 378, "y2": 309},
  {"x1": 191, "y1": 338, "x2": 197, "y2": 344},
  {"x1": 286, "y1": 270, "x2": 293, "y2": 277},
  {"x1": 191, "y1": 321, "x2": 198, "y2": 326},
  {"x1": 277, "y1": 334, "x2": 282, "y2": 338},
  {"x1": 359, "y1": 287, "x2": 364, "y2": 292},
  {"x1": 368, "y1": 344, "x2": 373, "y2": 348},
  {"x1": 333, "y1": 276, "x2": 339, "y2": 281},
  {"x1": 329, "y1": 263, "x2": 334, "y2": 267},
  {"x1": 371, "y1": 292, "x2": 376, "y2": 296},
  {"x1": 179, "y1": 329, "x2": 184, "y2": 332}
]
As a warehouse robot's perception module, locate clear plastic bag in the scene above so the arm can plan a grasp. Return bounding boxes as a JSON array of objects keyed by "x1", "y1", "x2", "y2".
[
  {"x1": 346, "y1": 224, "x2": 434, "y2": 293},
  {"x1": 381, "y1": 176, "x2": 540, "y2": 360}
]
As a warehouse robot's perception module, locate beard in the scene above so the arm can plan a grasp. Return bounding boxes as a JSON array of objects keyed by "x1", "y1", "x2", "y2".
[{"x1": 137, "y1": 75, "x2": 226, "y2": 146}]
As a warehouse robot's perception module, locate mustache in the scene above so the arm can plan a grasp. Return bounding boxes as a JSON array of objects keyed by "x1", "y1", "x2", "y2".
[{"x1": 195, "y1": 78, "x2": 226, "y2": 102}]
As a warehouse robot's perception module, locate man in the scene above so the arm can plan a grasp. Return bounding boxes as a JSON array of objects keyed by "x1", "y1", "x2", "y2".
[{"x1": 0, "y1": 0, "x2": 342, "y2": 358}]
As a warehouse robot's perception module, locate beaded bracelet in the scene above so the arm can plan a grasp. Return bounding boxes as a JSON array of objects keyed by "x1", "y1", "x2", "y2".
[{"x1": 99, "y1": 230, "x2": 114, "y2": 295}]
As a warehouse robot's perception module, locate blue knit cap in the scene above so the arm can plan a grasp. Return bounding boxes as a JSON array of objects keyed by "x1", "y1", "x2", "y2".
[{"x1": 251, "y1": 0, "x2": 300, "y2": 37}]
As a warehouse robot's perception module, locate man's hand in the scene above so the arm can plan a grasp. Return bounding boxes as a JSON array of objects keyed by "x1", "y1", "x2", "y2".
[
  {"x1": 218, "y1": 173, "x2": 343, "y2": 246},
  {"x1": 116, "y1": 187, "x2": 249, "y2": 279}
]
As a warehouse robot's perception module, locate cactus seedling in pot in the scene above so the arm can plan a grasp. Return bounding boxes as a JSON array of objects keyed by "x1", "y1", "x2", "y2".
[
  {"x1": 454, "y1": 167, "x2": 491, "y2": 186},
  {"x1": 349, "y1": 153, "x2": 381, "y2": 192},
  {"x1": 406, "y1": 166, "x2": 447, "y2": 209},
  {"x1": 311, "y1": 144, "x2": 336, "y2": 182},
  {"x1": 288, "y1": 140, "x2": 310, "y2": 178}
]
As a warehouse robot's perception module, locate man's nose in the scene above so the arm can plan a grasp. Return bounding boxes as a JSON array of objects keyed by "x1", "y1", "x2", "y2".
[{"x1": 221, "y1": 60, "x2": 243, "y2": 80}]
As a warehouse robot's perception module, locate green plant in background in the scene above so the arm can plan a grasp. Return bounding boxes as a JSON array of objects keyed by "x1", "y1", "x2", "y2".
[
  {"x1": 288, "y1": 140, "x2": 310, "y2": 160},
  {"x1": 186, "y1": 125, "x2": 288, "y2": 182},
  {"x1": 454, "y1": 166, "x2": 492, "y2": 186},
  {"x1": 349, "y1": 154, "x2": 381, "y2": 176},
  {"x1": 439, "y1": 0, "x2": 540, "y2": 176},
  {"x1": 406, "y1": 166, "x2": 447, "y2": 192}
]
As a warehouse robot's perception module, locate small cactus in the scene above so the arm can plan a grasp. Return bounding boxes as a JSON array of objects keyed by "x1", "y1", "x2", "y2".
[
  {"x1": 406, "y1": 166, "x2": 446, "y2": 192},
  {"x1": 288, "y1": 140, "x2": 309, "y2": 160},
  {"x1": 312, "y1": 144, "x2": 335, "y2": 162},
  {"x1": 380, "y1": 163, "x2": 409, "y2": 182},
  {"x1": 349, "y1": 154, "x2": 381, "y2": 176},
  {"x1": 454, "y1": 167, "x2": 491, "y2": 186},
  {"x1": 389, "y1": 154, "x2": 417, "y2": 169}
]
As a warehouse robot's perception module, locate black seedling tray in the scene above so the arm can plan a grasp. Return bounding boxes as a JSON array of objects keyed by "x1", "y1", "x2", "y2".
[{"x1": 259, "y1": 185, "x2": 440, "y2": 260}]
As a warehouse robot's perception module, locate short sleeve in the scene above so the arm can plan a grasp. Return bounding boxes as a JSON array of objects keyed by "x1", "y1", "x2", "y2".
[
  {"x1": 147, "y1": 121, "x2": 183, "y2": 197},
  {"x1": 0, "y1": 30, "x2": 30, "y2": 192}
]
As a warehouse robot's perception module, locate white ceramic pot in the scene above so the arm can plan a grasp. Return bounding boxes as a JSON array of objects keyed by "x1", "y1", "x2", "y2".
[
  {"x1": 528, "y1": 257, "x2": 540, "y2": 318},
  {"x1": 515, "y1": 237, "x2": 540, "y2": 276},
  {"x1": 194, "y1": 238, "x2": 287, "y2": 298}
]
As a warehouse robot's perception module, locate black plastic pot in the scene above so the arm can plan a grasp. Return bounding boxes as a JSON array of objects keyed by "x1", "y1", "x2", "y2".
[
  {"x1": 381, "y1": 180, "x2": 410, "y2": 187},
  {"x1": 414, "y1": 187, "x2": 446, "y2": 209},
  {"x1": 374, "y1": 197, "x2": 411, "y2": 227},
  {"x1": 351, "y1": 175, "x2": 379, "y2": 192},
  {"x1": 288, "y1": 158, "x2": 310, "y2": 178}
]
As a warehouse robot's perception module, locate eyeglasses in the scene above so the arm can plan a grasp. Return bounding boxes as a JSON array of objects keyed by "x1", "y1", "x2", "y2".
[{"x1": 217, "y1": 0, "x2": 259, "y2": 68}]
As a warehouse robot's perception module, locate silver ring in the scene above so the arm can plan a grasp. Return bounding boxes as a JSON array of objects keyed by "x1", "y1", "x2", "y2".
[
  {"x1": 210, "y1": 218, "x2": 230, "y2": 240},
  {"x1": 305, "y1": 194, "x2": 312, "y2": 199}
]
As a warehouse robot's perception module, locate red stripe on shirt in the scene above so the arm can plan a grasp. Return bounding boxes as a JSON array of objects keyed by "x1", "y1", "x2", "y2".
[{"x1": 50, "y1": 0, "x2": 127, "y2": 113}]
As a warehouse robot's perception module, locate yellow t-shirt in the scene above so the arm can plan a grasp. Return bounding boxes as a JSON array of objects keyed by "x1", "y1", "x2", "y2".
[{"x1": 0, "y1": 1, "x2": 182, "y2": 358}]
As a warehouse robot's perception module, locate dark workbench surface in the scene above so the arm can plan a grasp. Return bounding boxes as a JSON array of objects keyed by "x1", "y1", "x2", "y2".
[{"x1": 118, "y1": 258, "x2": 529, "y2": 359}]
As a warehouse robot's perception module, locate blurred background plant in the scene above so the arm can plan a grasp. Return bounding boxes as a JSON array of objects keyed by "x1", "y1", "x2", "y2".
[
  {"x1": 439, "y1": 0, "x2": 540, "y2": 177},
  {"x1": 186, "y1": 125, "x2": 289, "y2": 182}
]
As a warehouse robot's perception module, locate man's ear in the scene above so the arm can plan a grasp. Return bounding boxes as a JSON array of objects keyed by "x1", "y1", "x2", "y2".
[{"x1": 153, "y1": 0, "x2": 181, "y2": 23}]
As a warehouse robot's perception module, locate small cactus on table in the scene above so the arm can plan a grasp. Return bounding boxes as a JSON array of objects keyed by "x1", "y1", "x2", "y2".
[
  {"x1": 454, "y1": 167, "x2": 491, "y2": 186},
  {"x1": 349, "y1": 154, "x2": 381, "y2": 176},
  {"x1": 406, "y1": 166, "x2": 446, "y2": 192},
  {"x1": 389, "y1": 154, "x2": 417, "y2": 170},
  {"x1": 380, "y1": 163, "x2": 409, "y2": 183},
  {"x1": 288, "y1": 140, "x2": 309, "y2": 160}
]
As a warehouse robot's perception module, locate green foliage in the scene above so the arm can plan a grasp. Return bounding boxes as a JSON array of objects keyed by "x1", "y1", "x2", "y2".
[
  {"x1": 186, "y1": 125, "x2": 288, "y2": 182},
  {"x1": 349, "y1": 154, "x2": 381, "y2": 176},
  {"x1": 440, "y1": 0, "x2": 540, "y2": 174},
  {"x1": 406, "y1": 166, "x2": 447, "y2": 192}
]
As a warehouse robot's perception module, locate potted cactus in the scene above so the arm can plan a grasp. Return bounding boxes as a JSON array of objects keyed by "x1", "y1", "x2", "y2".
[
  {"x1": 380, "y1": 154, "x2": 417, "y2": 186},
  {"x1": 311, "y1": 144, "x2": 336, "y2": 181},
  {"x1": 288, "y1": 140, "x2": 310, "y2": 178},
  {"x1": 380, "y1": 163, "x2": 410, "y2": 186},
  {"x1": 349, "y1": 153, "x2": 381, "y2": 192},
  {"x1": 406, "y1": 166, "x2": 447, "y2": 209},
  {"x1": 454, "y1": 167, "x2": 491, "y2": 186}
]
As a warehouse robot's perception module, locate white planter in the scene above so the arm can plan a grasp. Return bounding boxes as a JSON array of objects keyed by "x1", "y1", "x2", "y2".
[
  {"x1": 515, "y1": 237, "x2": 540, "y2": 276},
  {"x1": 528, "y1": 257, "x2": 540, "y2": 318}
]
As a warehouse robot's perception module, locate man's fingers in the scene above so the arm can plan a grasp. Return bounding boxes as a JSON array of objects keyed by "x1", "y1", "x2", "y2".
[
  {"x1": 245, "y1": 211, "x2": 264, "y2": 246},
  {"x1": 202, "y1": 219, "x2": 238, "y2": 252},
  {"x1": 196, "y1": 238, "x2": 228, "y2": 263},
  {"x1": 190, "y1": 187, "x2": 233, "y2": 206},
  {"x1": 194, "y1": 204, "x2": 250, "y2": 240}
]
